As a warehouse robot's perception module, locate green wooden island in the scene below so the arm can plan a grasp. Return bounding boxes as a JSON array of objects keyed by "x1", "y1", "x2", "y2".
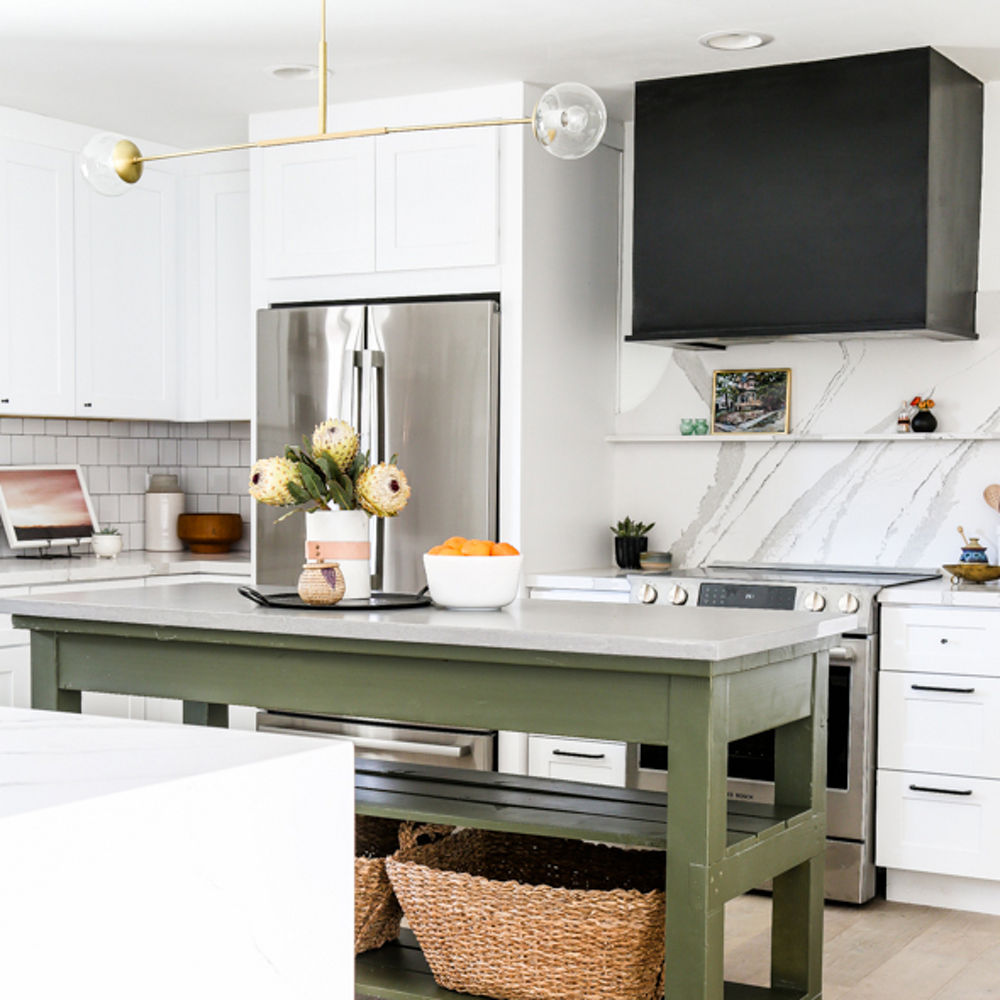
[{"x1": 2, "y1": 582, "x2": 855, "y2": 1000}]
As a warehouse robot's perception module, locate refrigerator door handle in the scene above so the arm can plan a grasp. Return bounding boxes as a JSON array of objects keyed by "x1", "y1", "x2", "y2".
[{"x1": 358, "y1": 347, "x2": 386, "y2": 590}]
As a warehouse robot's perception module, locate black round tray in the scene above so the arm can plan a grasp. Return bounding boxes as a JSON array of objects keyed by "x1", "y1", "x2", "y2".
[{"x1": 238, "y1": 585, "x2": 431, "y2": 611}]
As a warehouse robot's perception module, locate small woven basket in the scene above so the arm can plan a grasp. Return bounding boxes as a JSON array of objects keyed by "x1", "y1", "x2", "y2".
[
  {"x1": 385, "y1": 828, "x2": 666, "y2": 1000},
  {"x1": 354, "y1": 818, "x2": 454, "y2": 955}
]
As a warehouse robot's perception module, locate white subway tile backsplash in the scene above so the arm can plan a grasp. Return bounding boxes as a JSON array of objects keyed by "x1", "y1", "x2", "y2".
[
  {"x1": 197, "y1": 439, "x2": 219, "y2": 466},
  {"x1": 56, "y1": 438, "x2": 77, "y2": 464},
  {"x1": 11, "y1": 437, "x2": 33, "y2": 464},
  {"x1": 33, "y1": 437, "x2": 57, "y2": 463},
  {"x1": 76, "y1": 437, "x2": 99, "y2": 465},
  {"x1": 0, "y1": 417, "x2": 250, "y2": 559}
]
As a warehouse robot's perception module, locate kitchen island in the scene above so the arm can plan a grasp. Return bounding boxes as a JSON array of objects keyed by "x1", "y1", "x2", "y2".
[{"x1": 1, "y1": 582, "x2": 855, "y2": 1000}]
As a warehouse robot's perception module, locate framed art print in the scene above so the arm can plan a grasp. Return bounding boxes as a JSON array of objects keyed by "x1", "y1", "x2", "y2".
[{"x1": 711, "y1": 369, "x2": 791, "y2": 435}]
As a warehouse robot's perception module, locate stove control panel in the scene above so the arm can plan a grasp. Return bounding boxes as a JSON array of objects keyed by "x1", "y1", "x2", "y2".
[{"x1": 697, "y1": 583, "x2": 796, "y2": 610}]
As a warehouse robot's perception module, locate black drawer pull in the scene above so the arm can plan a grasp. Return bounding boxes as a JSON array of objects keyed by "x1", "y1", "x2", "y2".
[
  {"x1": 909, "y1": 784, "x2": 973, "y2": 797},
  {"x1": 911, "y1": 684, "x2": 976, "y2": 694},
  {"x1": 552, "y1": 749, "x2": 606, "y2": 760},
  {"x1": 940, "y1": 638, "x2": 949, "y2": 644}
]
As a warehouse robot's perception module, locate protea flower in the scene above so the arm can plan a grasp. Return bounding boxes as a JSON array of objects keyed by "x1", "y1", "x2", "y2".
[
  {"x1": 356, "y1": 463, "x2": 411, "y2": 517},
  {"x1": 248, "y1": 456, "x2": 302, "y2": 506},
  {"x1": 312, "y1": 418, "x2": 359, "y2": 471}
]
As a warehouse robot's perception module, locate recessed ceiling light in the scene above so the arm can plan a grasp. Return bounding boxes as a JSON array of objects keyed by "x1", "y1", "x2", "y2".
[
  {"x1": 267, "y1": 64, "x2": 334, "y2": 81},
  {"x1": 699, "y1": 31, "x2": 774, "y2": 51}
]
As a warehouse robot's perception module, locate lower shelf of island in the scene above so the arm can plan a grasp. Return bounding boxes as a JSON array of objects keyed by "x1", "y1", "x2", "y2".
[{"x1": 354, "y1": 760, "x2": 825, "y2": 1000}]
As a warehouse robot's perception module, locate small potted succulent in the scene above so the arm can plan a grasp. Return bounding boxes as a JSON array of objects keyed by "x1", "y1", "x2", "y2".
[
  {"x1": 92, "y1": 526, "x2": 123, "y2": 559},
  {"x1": 610, "y1": 517, "x2": 654, "y2": 570}
]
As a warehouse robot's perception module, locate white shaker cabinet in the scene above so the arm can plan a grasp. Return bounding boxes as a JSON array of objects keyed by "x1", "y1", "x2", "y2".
[
  {"x1": 261, "y1": 136, "x2": 376, "y2": 279},
  {"x1": 74, "y1": 167, "x2": 179, "y2": 419},
  {"x1": 0, "y1": 139, "x2": 76, "y2": 417},
  {"x1": 877, "y1": 604, "x2": 1000, "y2": 915},
  {"x1": 374, "y1": 128, "x2": 498, "y2": 271}
]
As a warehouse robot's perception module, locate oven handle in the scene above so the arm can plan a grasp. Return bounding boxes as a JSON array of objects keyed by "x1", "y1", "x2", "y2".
[
  {"x1": 257, "y1": 724, "x2": 470, "y2": 758},
  {"x1": 828, "y1": 645, "x2": 856, "y2": 663}
]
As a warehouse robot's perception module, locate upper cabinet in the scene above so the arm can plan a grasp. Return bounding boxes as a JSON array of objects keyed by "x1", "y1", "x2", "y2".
[
  {"x1": 261, "y1": 137, "x2": 376, "y2": 278},
  {"x1": 74, "y1": 167, "x2": 179, "y2": 419},
  {"x1": 257, "y1": 125, "x2": 498, "y2": 294},
  {"x1": 0, "y1": 139, "x2": 76, "y2": 416}
]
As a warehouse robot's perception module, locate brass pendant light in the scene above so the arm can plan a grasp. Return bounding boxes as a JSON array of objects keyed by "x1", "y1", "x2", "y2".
[{"x1": 80, "y1": 1, "x2": 607, "y2": 196}]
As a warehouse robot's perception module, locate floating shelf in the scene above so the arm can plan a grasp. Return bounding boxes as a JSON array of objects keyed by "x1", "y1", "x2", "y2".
[{"x1": 607, "y1": 433, "x2": 1000, "y2": 443}]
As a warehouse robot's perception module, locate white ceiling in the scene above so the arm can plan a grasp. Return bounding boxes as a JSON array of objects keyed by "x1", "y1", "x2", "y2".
[{"x1": 3, "y1": 0, "x2": 1000, "y2": 147}]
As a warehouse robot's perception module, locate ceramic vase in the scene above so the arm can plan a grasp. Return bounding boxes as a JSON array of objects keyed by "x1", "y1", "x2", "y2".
[
  {"x1": 614, "y1": 536, "x2": 648, "y2": 570},
  {"x1": 910, "y1": 409, "x2": 937, "y2": 433},
  {"x1": 304, "y1": 509, "x2": 371, "y2": 600}
]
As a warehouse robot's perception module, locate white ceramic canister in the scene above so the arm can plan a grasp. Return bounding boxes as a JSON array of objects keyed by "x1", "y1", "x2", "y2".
[
  {"x1": 144, "y1": 474, "x2": 185, "y2": 552},
  {"x1": 304, "y1": 508, "x2": 371, "y2": 600}
]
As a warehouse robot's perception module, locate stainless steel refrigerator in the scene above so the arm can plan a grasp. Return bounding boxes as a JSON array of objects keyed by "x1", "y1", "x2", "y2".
[{"x1": 254, "y1": 297, "x2": 500, "y2": 593}]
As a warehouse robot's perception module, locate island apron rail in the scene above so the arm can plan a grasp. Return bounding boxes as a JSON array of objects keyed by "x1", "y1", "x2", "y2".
[{"x1": 16, "y1": 613, "x2": 830, "y2": 1000}]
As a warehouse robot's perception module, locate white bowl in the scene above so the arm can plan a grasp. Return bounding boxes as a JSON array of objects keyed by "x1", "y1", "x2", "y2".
[{"x1": 423, "y1": 553, "x2": 523, "y2": 610}]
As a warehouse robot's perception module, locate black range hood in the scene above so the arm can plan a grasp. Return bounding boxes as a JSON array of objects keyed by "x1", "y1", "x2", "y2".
[{"x1": 629, "y1": 48, "x2": 983, "y2": 349}]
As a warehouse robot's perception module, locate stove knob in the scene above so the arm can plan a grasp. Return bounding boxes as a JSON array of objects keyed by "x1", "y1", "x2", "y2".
[
  {"x1": 638, "y1": 583, "x2": 659, "y2": 605},
  {"x1": 668, "y1": 584, "x2": 689, "y2": 606},
  {"x1": 803, "y1": 591, "x2": 826, "y2": 612},
  {"x1": 838, "y1": 592, "x2": 860, "y2": 614}
]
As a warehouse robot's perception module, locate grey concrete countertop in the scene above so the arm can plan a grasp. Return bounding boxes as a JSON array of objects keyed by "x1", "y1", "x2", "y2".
[
  {"x1": 0, "y1": 581, "x2": 856, "y2": 664},
  {"x1": 0, "y1": 550, "x2": 250, "y2": 589}
]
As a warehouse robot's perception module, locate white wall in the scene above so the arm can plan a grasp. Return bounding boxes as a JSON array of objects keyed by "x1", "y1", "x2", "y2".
[{"x1": 613, "y1": 81, "x2": 1000, "y2": 570}]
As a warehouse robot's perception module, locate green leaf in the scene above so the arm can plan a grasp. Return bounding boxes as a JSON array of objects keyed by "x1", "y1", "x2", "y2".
[
  {"x1": 286, "y1": 481, "x2": 309, "y2": 504},
  {"x1": 298, "y1": 462, "x2": 325, "y2": 502},
  {"x1": 327, "y1": 480, "x2": 352, "y2": 510},
  {"x1": 315, "y1": 454, "x2": 341, "y2": 482}
]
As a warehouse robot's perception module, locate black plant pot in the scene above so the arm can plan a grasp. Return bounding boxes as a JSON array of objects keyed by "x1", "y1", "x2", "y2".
[
  {"x1": 614, "y1": 536, "x2": 648, "y2": 570},
  {"x1": 911, "y1": 409, "x2": 937, "y2": 433}
]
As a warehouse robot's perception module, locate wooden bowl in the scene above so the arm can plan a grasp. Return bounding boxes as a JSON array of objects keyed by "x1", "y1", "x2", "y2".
[
  {"x1": 176, "y1": 513, "x2": 244, "y2": 554},
  {"x1": 943, "y1": 563, "x2": 1000, "y2": 584}
]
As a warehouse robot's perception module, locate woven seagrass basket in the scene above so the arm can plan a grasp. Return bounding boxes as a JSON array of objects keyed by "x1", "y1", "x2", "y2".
[{"x1": 385, "y1": 827, "x2": 666, "y2": 1000}]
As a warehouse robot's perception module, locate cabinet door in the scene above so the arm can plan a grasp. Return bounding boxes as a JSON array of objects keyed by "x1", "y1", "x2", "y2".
[
  {"x1": 261, "y1": 138, "x2": 376, "y2": 278},
  {"x1": 527, "y1": 734, "x2": 627, "y2": 787},
  {"x1": 195, "y1": 171, "x2": 251, "y2": 420},
  {"x1": 74, "y1": 166, "x2": 178, "y2": 419},
  {"x1": 880, "y1": 606, "x2": 1000, "y2": 676},
  {"x1": 0, "y1": 644, "x2": 30, "y2": 708},
  {"x1": 0, "y1": 139, "x2": 75, "y2": 416},
  {"x1": 375, "y1": 128, "x2": 498, "y2": 271}
]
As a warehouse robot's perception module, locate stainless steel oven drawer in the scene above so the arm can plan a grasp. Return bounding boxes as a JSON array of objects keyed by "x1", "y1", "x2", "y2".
[{"x1": 256, "y1": 712, "x2": 495, "y2": 771}]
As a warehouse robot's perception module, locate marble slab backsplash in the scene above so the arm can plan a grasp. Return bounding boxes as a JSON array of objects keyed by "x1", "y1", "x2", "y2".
[
  {"x1": 613, "y1": 291, "x2": 1000, "y2": 571},
  {"x1": 0, "y1": 418, "x2": 251, "y2": 558}
]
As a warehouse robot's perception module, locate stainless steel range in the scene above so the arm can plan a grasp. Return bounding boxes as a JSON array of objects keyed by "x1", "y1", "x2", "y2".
[{"x1": 628, "y1": 562, "x2": 940, "y2": 904}]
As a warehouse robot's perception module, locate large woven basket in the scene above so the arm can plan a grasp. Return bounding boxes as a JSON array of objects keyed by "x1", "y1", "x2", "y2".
[{"x1": 385, "y1": 828, "x2": 666, "y2": 1000}]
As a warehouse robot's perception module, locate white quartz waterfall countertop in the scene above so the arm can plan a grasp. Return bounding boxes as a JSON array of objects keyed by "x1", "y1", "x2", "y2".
[
  {"x1": 0, "y1": 581, "x2": 856, "y2": 663},
  {"x1": 0, "y1": 707, "x2": 354, "y2": 998},
  {"x1": 877, "y1": 576, "x2": 1000, "y2": 607}
]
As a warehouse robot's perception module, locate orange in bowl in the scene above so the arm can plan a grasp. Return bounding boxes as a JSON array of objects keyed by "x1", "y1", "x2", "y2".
[{"x1": 423, "y1": 538, "x2": 523, "y2": 609}]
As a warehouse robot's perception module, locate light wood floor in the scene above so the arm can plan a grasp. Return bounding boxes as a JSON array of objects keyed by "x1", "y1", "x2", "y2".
[{"x1": 726, "y1": 894, "x2": 1000, "y2": 999}]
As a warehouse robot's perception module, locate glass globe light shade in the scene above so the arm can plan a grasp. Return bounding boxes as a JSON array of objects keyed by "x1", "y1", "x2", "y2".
[
  {"x1": 532, "y1": 82, "x2": 607, "y2": 160},
  {"x1": 80, "y1": 133, "x2": 143, "y2": 196}
]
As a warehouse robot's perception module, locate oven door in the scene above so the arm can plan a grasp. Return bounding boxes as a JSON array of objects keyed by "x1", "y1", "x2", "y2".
[
  {"x1": 632, "y1": 635, "x2": 875, "y2": 842},
  {"x1": 256, "y1": 712, "x2": 496, "y2": 771}
]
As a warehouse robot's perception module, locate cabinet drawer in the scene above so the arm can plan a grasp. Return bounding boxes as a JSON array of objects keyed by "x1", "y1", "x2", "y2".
[
  {"x1": 527, "y1": 735, "x2": 626, "y2": 787},
  {"x1": 876, "y1": 769, "x2": 1000, "y2": 881},
  {"x1": 879, "y1": 671, "x2": 1000, "y2": 778},
  {"x1": 880, "y1": 606, "x2": 1000, "y2": 676}
]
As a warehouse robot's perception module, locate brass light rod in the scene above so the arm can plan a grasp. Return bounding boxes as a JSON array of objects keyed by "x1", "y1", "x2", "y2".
[{"x1": 132, "y1": 117, "x2": 534, "y2": 167}]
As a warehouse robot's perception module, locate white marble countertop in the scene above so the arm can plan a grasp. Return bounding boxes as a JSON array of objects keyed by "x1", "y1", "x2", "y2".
[
  {"x1": 525, "y1": 567, "x2": 631, "y2": 590},
  {"x1": 0, "y1": 706, "x2": 354, "y2": 997},
  {"x1": 878, "y1": 575, "x2": 1000, "y2": 608},
  {"x1": 0, "y1": 581, "x2": 856, "y2": 663},
  {"x1": 0, "y1": 549, "x2": 250, "y2": 588}
]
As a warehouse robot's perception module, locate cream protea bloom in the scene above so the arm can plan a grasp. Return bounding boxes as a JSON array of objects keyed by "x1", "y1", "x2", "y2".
[
  {"x1": 312, "y1": 418, "x2": 359, "y2": 471},
  {"x1": 248, "y1": 456, "x2": 302, "y2": 506},
  {"x1": 355, "y1": 463, "x2": 411, "y2": 517}
]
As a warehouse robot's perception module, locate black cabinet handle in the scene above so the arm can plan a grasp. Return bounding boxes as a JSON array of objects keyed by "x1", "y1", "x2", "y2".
[
  {"x1": 0, "y1": 398, "x2": 8, "y2": 403},
  {"x1": 940, "y1": 638, "x2": 949, "y2": 644},
  {"x1": 911, "y1": 684, "x2": 975, "y2": 694},
  {"x1": 83, "y1": 402, "x2": 93, "y2": 408},
  {"x1": 552, "y1": 749, "x2": 606, "y2": 760},
  {"x1": 909, "y1": 784, "x2": 973, "y2": 796}
]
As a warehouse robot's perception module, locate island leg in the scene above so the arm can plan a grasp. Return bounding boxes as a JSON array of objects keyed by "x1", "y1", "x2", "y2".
[
  {"x1": 770, "y1": 648, "x2": 829, "y2": 999},
  {"x1": 30, "y1": 631, "x2": 81, "y2": 713},
  {"x1": 664, "y1": 673, "x2": 730, "y2": 1000},
  {"x1": 183, "y1": 701, "x2": 229, "y2": 727}
]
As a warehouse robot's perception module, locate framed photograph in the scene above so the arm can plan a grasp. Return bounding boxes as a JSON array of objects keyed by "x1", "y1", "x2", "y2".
[
  {"x1": 712, "y1": 368, "x2": 791, "y2": 435},
  {"x1": 0, "y1": 466, "x2": 99, "y2": 550}
]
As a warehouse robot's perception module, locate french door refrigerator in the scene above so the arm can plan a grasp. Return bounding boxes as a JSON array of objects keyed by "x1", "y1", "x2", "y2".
[{"x1": 254, "y1": 297, "x2": 500, "y2": 594}]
